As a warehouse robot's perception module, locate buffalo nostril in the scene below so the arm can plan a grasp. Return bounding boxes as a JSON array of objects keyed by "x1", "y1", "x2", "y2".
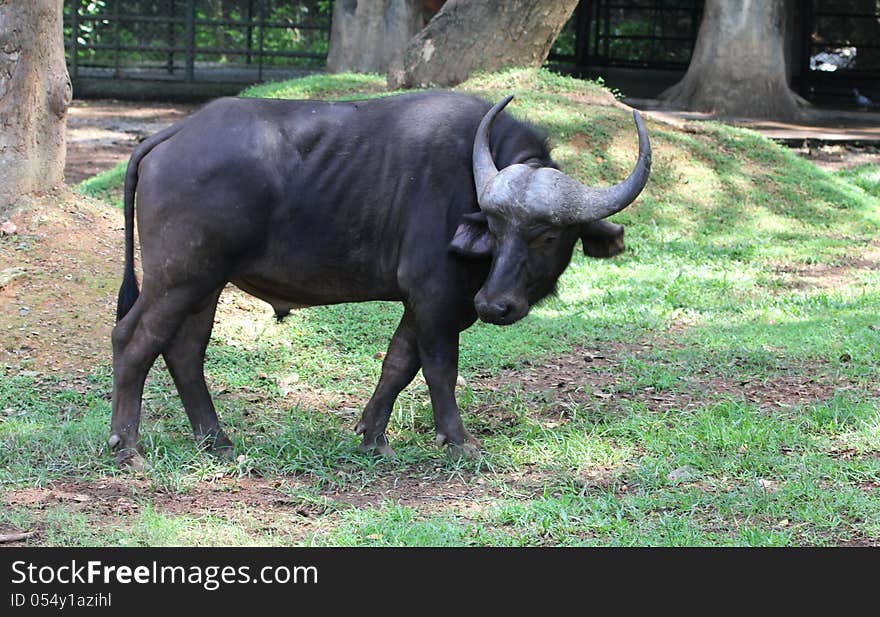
[
  {"x1": 476, "y1": 298, "x2": 518, "y2": 322},
  {"x1": 492, "y1": 302, "x2": 511, "y2": 318}
]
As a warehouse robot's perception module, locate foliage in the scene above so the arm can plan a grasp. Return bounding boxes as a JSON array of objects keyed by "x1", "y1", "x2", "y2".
[
  {"x1": 64, "y1": 0, "x2": 331, "y2": 70},
  {"x1": 549, "y1": 1, "x2": 702, "y2": 67},
  {"x1": 836, "y1": 163, "x2": 880, "y2": 199},
  {"x1": 77, "y1": 161, "x2": 126, "y2": 208}
]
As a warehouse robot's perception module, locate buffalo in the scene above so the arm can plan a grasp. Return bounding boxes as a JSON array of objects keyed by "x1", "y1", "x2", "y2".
[{"x1": 109, "y1": 91, "x2": 650, "y2": 465}]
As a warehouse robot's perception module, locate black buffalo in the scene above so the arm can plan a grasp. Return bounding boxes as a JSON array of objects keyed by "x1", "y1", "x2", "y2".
[{"x1": 110, "y1": 91, "x2": 650, "y2": 465}]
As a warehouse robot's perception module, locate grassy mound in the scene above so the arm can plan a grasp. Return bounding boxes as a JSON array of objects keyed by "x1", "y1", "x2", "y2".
[{"x1": 2, "y1": 68, "x2": 878, "y2": 546}]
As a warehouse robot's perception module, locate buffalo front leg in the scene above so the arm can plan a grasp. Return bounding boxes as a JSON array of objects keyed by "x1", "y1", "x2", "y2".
[
  {"x1": 416, "y1": 325, "x2": 480, "y2": 458},
  {"x1": 162, "y1": 288, "x2": 232, "y2": 456},
  {"x1": 355, "y1": 310, "x2": 420, "y2": 457}
]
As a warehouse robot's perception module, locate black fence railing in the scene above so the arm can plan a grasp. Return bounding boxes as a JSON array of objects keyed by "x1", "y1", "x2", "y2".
[
  {"x1": 64, "y1": 0, "x2": 878, "y2": 105},
  {"x1": 550, "y1": 0, "x2": 703, "y2": 72},
  {"x1": 64, "y1": 0, "x2": 331, "y2": 86},
  {"x1": 801, "y1": 0, "x2": 880, "y2": 106},
  {"x1": 550, "y1": 0, "x2": 879, "y2": 106}
]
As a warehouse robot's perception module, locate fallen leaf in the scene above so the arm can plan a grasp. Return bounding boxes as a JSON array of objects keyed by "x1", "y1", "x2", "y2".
[
  {"x1": 667, "y1": 466, "x2": 697, "y2": 483},
  {"x1": 757, "y1": 478, "x2": 778, "y2": 493},
  {"x1": 0, "y1": 530, "x2": 34, "y2": 543},
  {"x1": 0, "y1": 267, "x2": 26, "y2": 288},
  {"x1": 277, "y1": 373, "x2": 301, "y2": 396}
]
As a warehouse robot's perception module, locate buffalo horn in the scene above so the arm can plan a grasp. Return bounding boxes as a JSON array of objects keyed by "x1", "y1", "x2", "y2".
[
  {"x1": 473, "y1": 97, "x2": 651, "y2": 225},
  {"x1": 472, "y1": 94, "x2": 514, "y2": 200}
]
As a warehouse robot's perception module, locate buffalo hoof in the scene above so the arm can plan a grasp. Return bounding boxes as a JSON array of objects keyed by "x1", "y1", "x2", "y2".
[
  {"x1": 197, "y1": 430, "x2": 234, "y2": 459},
  {"x1": 109, "y1": 433, "x2": 145, "y2": 470},
  {"x1": 210, "y1": 442, "x2": 235, "y2": 460},
  {"x1": 114, "y1": 447, "x2": 145, "y2": 471},
  {"x1": 354, "y1": 419, "x2": 396, "y2": 458},
  {"x1": 358, "y1": 441, "x2": 397, "y2": 458},
  {"x1": 357, "y1": 432, "x2": 396, "y2": 458},
  {"x1": 435, "y1": 432, "x2": 482, "y2": 459},
  {"x1": 446, "y1": 442, "x2": 481, "y2": 459}
]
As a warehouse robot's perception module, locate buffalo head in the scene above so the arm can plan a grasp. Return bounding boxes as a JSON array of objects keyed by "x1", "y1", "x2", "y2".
[{"x1": 450, "y1": 95, "x2": 651, "y2": 325}]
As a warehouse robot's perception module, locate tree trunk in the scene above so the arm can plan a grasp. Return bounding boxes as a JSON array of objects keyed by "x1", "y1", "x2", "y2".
[
  {"x1": 659, "y1": 0, "x2": 807, "y2": 120},
  {"x1": 0, "y1": 0, "x2": 71, "y2": 214},
  {"x1": 388, "y1": 0, "x2": 578, "y2": 89},
  {"x1": 327, "y1": 0, "x2": 425, "y2": 74}
]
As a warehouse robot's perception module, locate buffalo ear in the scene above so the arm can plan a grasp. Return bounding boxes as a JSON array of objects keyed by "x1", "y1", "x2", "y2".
[
  {"x1": 449, "y1": 211, "x2": 494, "y2": 258},
  {"x1": 580, "y1": 219, "x2": 625, "y2": 258}
]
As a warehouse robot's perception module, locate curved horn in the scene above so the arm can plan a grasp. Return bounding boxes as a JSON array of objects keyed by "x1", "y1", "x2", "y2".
[
  {"x1": 473, "y1": 95, "x2": 514, "y2": 200},
  {"x1": 539, "y1": 109, "x2": 651, "y2": 225}
]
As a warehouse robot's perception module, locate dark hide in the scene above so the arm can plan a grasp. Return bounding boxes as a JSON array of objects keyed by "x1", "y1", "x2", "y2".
[
  {"x1": 109, "y1": 91, "x2": 635, "y2": 464},
  {"x1": 581, "y1": 219, "x2": 625, "y2": 258}
]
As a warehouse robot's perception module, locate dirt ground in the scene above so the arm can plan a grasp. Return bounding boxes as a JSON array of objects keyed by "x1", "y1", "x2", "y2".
[
  {"x1": 64, "y1": 99, "x2": 880, "y2": 186},
  {"x1": 789, "y1": 142, "x2": 880, "y2": 172},
  {"x1": 65, "y1": 99, "x2": 199, "y2": 184}
]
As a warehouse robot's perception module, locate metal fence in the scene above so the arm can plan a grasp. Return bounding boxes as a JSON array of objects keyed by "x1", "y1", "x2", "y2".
[
  {"x1": 549, "y1": 0, "x2": 880, "y2": 106},
  {"x1": 801, "y1": 0, "x2": 880, "y2": 106},
  {"x1": 64, "y1": 0, "x2": 331, "y2": 91},
  {"x1": 550, "y1": 0, "x2": 703, "y2": 71},
  {"x1": 64, "y1": 0, "x2": 878, "y2": 105}
]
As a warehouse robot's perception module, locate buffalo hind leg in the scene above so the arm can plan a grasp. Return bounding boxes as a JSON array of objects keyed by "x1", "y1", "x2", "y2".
[
  {"x1": 355, "y1": 310, "x2": 420, "y2": 457},
  {"x1": 110, "y1": 287, "x2": 213, "y2": 467},
  {"x1": 162, "y1": 288, "x2": 232, "y2": 456},
  {"x1": 416, "y1": 322, "x2": 480, "y2": 458}
]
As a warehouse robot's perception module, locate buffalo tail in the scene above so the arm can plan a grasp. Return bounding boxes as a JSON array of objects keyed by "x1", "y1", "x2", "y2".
[{"x1": 116, "y1": 122, "x2": 188, "y2": 322}]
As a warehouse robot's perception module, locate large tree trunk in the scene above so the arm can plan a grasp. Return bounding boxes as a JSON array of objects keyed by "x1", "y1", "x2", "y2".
[
  {"x1": 327, "y1": 0, "x2": 425, "y2": 74},
  {"x1": 0, "y1": 0, "x2": 71, "y2": 214},
  {"x1": 659, "y1": 0, "x2": 807, "y2": 120},
  {"x1": 388, "y1": 0, "x2": 578, "y2": 89}
]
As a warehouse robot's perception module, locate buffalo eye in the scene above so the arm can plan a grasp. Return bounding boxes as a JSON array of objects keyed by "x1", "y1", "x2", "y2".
[{"x1": 530, "y1": 231, "x2": 558, "y2": 249}]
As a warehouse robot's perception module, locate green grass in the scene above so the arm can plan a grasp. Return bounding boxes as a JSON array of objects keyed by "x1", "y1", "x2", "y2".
[
  {"x1": 77, "y1": 160, "x2": 126, "y2": 208},
  {"x1": 837, "y1": 163, "x2": 880, "y2": 199},
  {"x1": 7, "y1": 68, "x2": 880, "y2": 546},
  {"x1": 240, "y1": 72, "x2": 388, "y2": 100}
]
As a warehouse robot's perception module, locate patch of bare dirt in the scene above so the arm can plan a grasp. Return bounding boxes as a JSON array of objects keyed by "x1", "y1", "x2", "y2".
[
  {"x1": 469, "y1": 341, "x2": 864, "y2": 418},
  {"x1": 65, "y1": 99, "x2": 198, "y2": 184},
  {"x1": 696, "y1": 371, "x2": 854, "y2": 410},
  {"x1": 325, "y1": 473, "x2": 498, "y2": 515},
  {"x1": 0, "y1": 471, "x2": 507, "y2": 544},
  {"x1": 0, "y1": 191, "x2": 121, "y2": 374},
  {"x1": 772, "y1": 241, "x2": 880, "y2": 290},
  {"x1": 468, "y1": 344, "x2": 628, "y2": 419},
  {"x1": 1, "y1": 477, "x2": 319, "y2": 544},
  {"x1": 792, "y1": 142, "x2": 880, "y2": 172}
]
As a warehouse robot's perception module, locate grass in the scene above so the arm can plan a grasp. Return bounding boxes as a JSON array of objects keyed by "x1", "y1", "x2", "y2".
[
  {"x1": 77, "y1": 160, "x2": 126, "y2": 208},
  {"x1": 6, "y1": 67, "x2": 880, "y2": 546}
]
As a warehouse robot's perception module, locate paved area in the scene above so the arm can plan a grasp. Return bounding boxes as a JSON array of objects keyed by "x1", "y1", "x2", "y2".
[
  {"x1": 626, "y1": 97, "x2": 880, "y2": 144},
  {"x1": 65, "y1": 99, "x2": 198, "y2": 184}
]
